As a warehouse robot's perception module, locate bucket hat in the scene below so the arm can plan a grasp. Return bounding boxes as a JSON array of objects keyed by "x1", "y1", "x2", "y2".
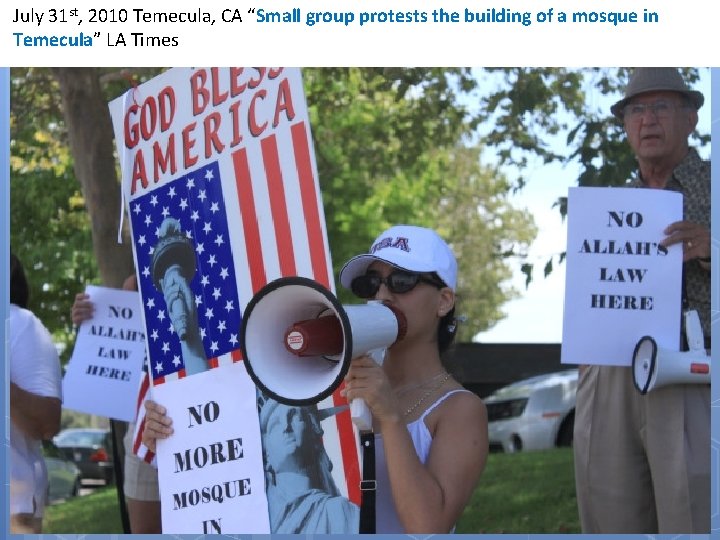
[{"x1": 610, "y1": 67, "x2": 704, "y2": 119}]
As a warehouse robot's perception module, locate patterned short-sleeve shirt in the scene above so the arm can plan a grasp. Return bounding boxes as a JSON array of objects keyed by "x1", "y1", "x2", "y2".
[{"x1": 630, "y1": 148, "x2": 711, "y2": 338}]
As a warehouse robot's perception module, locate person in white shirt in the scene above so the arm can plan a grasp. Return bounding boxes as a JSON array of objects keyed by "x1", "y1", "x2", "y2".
[{"x1": 9, "y1": 252, "x2": 62, "y2": 534}]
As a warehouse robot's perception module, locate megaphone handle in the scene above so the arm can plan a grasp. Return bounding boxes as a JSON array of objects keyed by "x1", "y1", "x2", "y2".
[
  {"x1": 350, "y1": 348, "x2": 386, "y2": 431},
  {"x1": 351, "y1": 399, "x2": 373, "y2": 431}
]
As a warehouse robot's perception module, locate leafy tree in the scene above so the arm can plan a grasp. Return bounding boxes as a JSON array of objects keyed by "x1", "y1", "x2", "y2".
[
  {"x1": 474, "y1": 67, "x2": 710, "y2": 284},
  {"x1": 11, "y1": 67, "x2": 537, "y2": 345},
  {"x1": 9, "y1": 68, "x2": 158, "y2": 359},
  {"x1": 10, "y1": 68, "x2": 98, "y2": 358},
  {"x1": 303, "y1": 68, "x2": 536, "y2": 338},
  {"x1": 51, "y1": 68, "x2": 135, "y2": 286},
  {"x1": 20, "y1": 67, "x2": 707, "y2": 346}
]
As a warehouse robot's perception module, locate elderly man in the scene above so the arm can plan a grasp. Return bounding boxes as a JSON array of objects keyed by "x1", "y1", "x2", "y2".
[{"x1": 573, "y1": 68, "x2": 710, "y2": 534}]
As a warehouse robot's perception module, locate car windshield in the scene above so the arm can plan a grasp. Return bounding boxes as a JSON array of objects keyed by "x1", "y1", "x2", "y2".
[{"x1": 56, "y1": 430, "x2": 106, "y2": 446}]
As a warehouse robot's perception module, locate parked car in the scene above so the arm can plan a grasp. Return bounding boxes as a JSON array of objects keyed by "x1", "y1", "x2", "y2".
[
  {"x1": 484, "y1": 369, "x2": 578, "y2": 453},
  {"x1": 42, "y1": 440, "x2": 82, "y2": 503},
  {"x1": 54, "y1": 428, "x2": 115, "y2": 484}
]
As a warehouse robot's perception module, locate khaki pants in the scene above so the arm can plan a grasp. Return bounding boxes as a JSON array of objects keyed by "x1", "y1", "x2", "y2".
[{"x1": 573, "y1": 365, "x2": 710, "y2": 533}]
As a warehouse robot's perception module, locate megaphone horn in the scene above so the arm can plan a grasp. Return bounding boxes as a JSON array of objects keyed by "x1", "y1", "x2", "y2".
[
  {"x1": 240, "y1": 276, "x2": 407, "y2": 422},
  {"x1": 632, "y1": 336, "x2": 710, "y2": 395},
  {"x1": 632, "y1": 310, "x2": 710, "y2": 394}
]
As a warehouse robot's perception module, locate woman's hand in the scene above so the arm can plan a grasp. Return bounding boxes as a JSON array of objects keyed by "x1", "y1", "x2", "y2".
[
  {"x1": 341, "y1": 355, "x2": 401, "y2": 425},
  {"x1": 142, "y1": 399, "x2": 174, "y2": 453}
]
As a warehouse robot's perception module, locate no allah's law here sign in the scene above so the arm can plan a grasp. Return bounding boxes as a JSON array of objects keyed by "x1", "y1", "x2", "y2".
[{"x1": 561, "y1": 187, "x2": 683, "y2": 367}]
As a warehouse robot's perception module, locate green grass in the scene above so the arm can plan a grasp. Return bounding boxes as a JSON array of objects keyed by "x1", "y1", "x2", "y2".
[
  {"x1": 45, "y1": 448, "x2": 579, "y2": 534},
  {"x1": 457, "y1": 447, "x2": 580, "y2": 534},
  {"x1": 44, "y1": 485, "x2": 124, "y2": 534}
]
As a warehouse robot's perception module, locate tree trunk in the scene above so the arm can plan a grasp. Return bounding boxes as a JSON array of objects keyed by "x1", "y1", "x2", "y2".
[{"x1": 52, "y1": 67, "x2": 133, "y2": 287}]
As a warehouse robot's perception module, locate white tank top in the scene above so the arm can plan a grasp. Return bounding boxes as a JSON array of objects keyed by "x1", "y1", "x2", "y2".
[{"x1": 373, "y1": 389, "x2": 471, "y2": 533}]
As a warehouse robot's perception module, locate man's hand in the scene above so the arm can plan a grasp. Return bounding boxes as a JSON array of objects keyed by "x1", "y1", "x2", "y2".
[{"x1": 660, "y1": 220, "x2": 710, "y2": 263}]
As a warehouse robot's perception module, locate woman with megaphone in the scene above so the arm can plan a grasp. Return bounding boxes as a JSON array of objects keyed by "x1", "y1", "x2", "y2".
[
  {"x1": 142, "y1": 224, "x2": 489, "y2": 534},
  {"x1": 338, "y1": 224, "x2": 488, "y2": 533}
]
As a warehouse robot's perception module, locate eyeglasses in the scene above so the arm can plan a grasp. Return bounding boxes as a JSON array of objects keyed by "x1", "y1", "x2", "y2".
[
  {"x1": 350, "y1": 270, "x2": 445, "y2": 299},
  {"x1": 623, "y1": 100, "x2": 686, "y2": 121}
]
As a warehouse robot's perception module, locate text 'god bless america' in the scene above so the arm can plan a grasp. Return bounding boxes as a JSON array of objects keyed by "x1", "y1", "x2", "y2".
[{"x1": 123, "y1": 67, "x2": 295, "y2": 196}]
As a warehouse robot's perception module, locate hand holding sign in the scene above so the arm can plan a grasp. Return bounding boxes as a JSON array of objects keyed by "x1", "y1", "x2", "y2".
[
  {"x1": 62, "y1": 285, "x2": 147, "y2": 421},
  {"x1": 661, "y1": 219, "x2": 712, "y2": 262}
]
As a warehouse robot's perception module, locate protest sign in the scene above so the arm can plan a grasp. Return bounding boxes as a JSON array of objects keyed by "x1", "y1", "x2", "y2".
[
  {"x1": 561, "y1": 187, "x2": 683, "y2": 366},
  {"x1": 62, "y1": 285, "x2": 146, "y2": 421},
  {"x1": 108, "y1": 67, "x2": 360, "y2": 534},
  {"x1": 152, "y1": 362, "x2": 268, "y2": 533}
]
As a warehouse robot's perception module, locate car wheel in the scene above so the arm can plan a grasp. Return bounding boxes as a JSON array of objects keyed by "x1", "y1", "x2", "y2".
[
  {"x1": 507, "y1": 435, "x2": 523, "y2": 453},
  {"x1": 71, "y1": 477, "x2": 81, "y2": 497},
  {"x1": 556, "y1": 411, "x2": 575, "y2": 447}
]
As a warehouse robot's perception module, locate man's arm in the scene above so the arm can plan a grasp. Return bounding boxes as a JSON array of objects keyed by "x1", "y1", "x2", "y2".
[{"x1": 10, "y1": 381, "x2": 61, "y2": 440}]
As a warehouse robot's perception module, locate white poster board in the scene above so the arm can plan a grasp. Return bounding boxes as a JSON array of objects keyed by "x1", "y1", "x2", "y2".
[
  {"x1": 62, "y1": 285, "x2": 146, "y2": 421},
  {"x1": 561, "y1": 187, "x2": 683, "y2": 366},
  {"x1": 153, "y1": 362, "x2": 268, "y2": 534}
]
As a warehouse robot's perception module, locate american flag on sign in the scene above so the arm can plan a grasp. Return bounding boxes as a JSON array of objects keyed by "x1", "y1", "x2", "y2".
[
  {"x1": 126, "y1": 113, "x2": 361, "y2": 503},
  {"x1": 129, "y1": 161, "x2": 242, "y2": 384}
]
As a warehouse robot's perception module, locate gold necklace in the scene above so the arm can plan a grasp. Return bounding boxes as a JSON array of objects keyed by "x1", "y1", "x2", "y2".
[
  {"x1": 394, "y1": 370, "x2": 449, "y2": 396},
  {"x1": 403, "y1": 372, "x2": 451, "y2": 417}
]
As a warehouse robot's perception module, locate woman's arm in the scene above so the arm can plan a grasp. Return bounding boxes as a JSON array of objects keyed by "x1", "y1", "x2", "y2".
[
  {"x1": 10, "y1": 382, "x2": 61, "y2": 440},
  {"x1": 381, "y1": 393, "x2": 488, "y2": 533}
]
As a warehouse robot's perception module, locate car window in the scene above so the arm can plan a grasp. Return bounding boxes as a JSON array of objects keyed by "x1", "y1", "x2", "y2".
[{"x1": 56, "y1": 430, "x2": 107, "y2": 446}]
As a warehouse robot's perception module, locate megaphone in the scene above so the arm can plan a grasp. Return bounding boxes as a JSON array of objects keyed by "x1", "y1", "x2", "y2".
[
  {"x1": 240, "y1": 276, "x2": 407, "y2": 430},
  {"x1": 632, "y1": 310, "x2": 710, "y2": 394}
]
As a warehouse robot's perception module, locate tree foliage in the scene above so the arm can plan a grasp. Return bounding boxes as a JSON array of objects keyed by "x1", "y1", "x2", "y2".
[
  {"x1": 477, "y1": 68, "x2": 708, "y2": 193},
  {"x1": 10, "y1": 68, "x2": 97, "y2": 357},
  {"x1": 13, "y1": 67, "x2": 708, "y2": 348},
  {"x1": 9, "y1": 68, "x2": 158, "y2": 359},
  {"x1": 303, "y1": 68, "x2": 536, "y2": 340},
  {"x1": 474, "y1": 67, "x2": 710, "y2": 285}
]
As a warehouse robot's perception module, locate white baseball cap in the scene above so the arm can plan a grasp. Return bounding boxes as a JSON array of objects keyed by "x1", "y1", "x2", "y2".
[{"x1": 339, "y1": 225, "x2": 457, "y2": 291}]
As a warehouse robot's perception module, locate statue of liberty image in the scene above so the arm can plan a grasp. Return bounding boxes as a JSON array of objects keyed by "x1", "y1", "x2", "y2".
[{"x1": 151, "y1": 217, "x2": 208, "y2": 375}]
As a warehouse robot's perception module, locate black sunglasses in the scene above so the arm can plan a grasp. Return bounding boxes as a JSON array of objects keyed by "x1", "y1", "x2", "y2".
[{"x1": 350, "y1": 270, "x2": 445, "y2": 299}]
